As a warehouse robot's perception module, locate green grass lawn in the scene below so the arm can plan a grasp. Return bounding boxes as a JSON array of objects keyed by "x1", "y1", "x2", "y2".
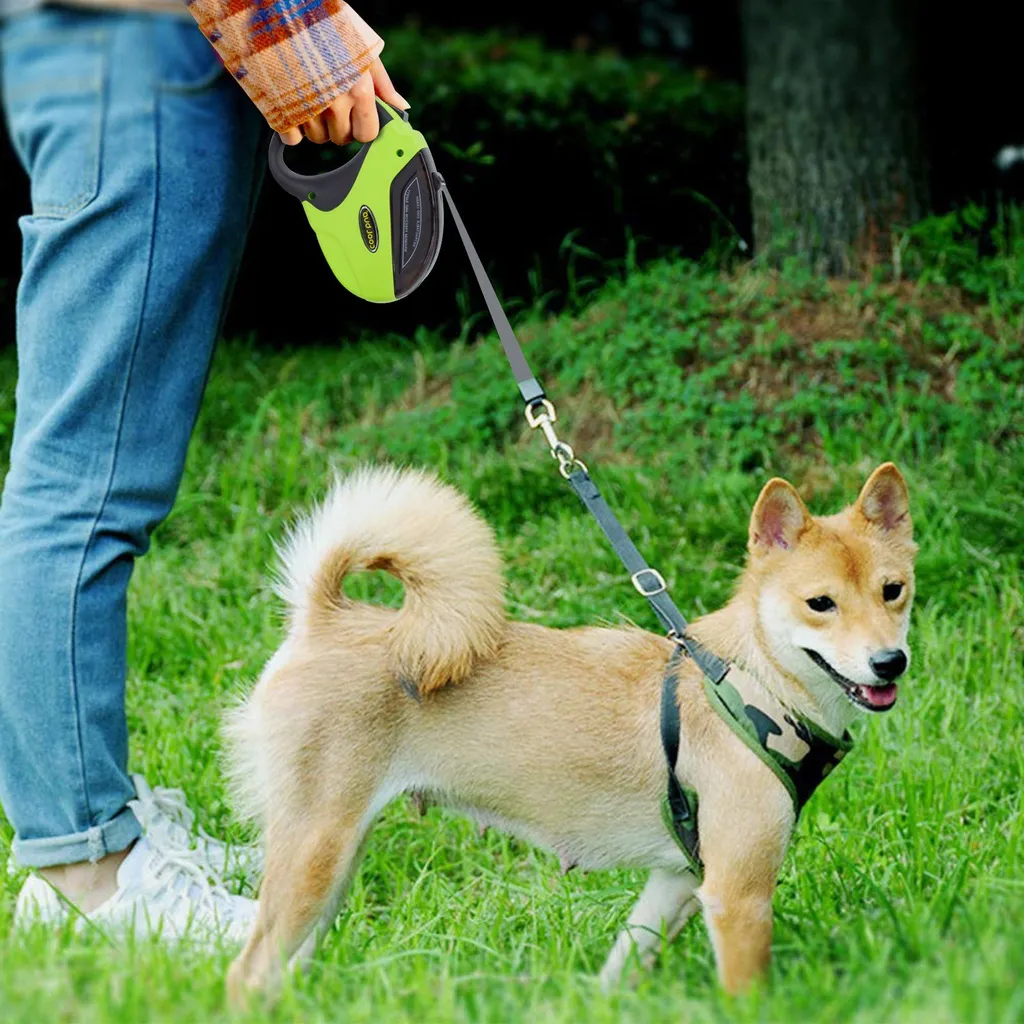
[{"x1": 0, "y1": 249, "x2": 1022, "y2": 1022}]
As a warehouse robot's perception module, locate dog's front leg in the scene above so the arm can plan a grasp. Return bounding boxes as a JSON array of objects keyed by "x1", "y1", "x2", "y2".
[
  {"x1": 697, "y1": 797, "x2": 790, "y2": 994},
  {"x1": 598, "y1": 869, "x2": 700, "y2": 990},
  {"x1": 699, "y1": 882, "x2": 774, "y2": 995}
]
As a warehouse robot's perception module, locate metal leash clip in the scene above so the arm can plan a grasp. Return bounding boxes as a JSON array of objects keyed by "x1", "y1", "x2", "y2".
[{"x1": 525, "y1": 400, "x2": 588, "y2": 479}]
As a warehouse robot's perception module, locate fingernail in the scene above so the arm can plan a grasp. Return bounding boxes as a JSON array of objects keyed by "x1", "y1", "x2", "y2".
[{"x1": 397, "y1": 94, "x2": 411, "y2": 109}]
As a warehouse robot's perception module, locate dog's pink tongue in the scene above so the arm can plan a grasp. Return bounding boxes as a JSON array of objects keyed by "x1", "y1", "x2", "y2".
[{"x1": 859, "y1": 683, "x2": 898, "y2": 708}]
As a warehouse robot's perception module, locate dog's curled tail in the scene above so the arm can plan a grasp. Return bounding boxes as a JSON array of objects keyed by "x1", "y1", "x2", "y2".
[{"x1": 275, "y1": 465, "x2": 506, "y2": 695}]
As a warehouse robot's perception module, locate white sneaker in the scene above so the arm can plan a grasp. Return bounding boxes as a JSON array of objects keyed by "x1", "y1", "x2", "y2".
[
  {"x1": 129, "y1": 774, "x2": 263, "y2": 883},
  {"x1": 14, "y1": 781, "x2": 259, "y2": 946}
]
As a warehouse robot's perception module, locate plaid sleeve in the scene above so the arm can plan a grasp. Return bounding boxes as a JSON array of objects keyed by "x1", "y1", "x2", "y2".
[{"x1": 186, "y1": 0, "x2": 384, "y2": 133}]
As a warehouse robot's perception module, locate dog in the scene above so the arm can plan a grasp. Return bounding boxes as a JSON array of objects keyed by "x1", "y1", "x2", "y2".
[{"x1": 224, "y1": 461, "x2": 916, "y2": 1001}]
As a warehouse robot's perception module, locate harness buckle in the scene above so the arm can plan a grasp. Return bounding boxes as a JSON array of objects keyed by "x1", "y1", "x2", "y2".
[{"x1": 631, "y1": 567, "x2": 667, "y2": 597}]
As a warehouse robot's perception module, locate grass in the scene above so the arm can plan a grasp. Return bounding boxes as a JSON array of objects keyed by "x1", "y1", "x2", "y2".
[{"x1": 0, "y1": 235, "x2": 1022, "y2": 1021}]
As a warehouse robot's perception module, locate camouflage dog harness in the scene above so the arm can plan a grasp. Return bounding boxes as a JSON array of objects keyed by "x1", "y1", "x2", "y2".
[{"x1": 660, "y1": 643, "x2": 854, "y2": 878}]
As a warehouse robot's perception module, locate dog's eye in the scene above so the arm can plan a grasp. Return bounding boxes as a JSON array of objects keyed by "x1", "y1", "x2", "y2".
[
  {"x1": 883, "y1": 582, "x2": 904, "y2": 602},
  {"x1": 806, "y1": 595, "x2": 836, "y2": 613}
]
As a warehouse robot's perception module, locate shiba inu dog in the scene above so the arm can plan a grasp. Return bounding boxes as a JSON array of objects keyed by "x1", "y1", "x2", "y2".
[{"x1": 225, "y1": 462, "x2": 916, "y2": 1001}]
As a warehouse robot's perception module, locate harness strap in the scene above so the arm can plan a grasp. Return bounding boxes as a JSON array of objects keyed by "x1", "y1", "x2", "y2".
[
  {"x1": 660, "y1": 647, "x2": 702, "y2": 875},
  {"x1": 660, "y1": 651, "x2": 853, "y2": 877},
  {"x1": 702, "y1": 667, "x2": 854, "y2": 812}
]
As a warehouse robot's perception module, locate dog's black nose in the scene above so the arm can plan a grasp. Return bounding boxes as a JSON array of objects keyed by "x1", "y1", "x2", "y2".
[{"x1": 870, "y1": 648, "x2": 907, "y2": 681}]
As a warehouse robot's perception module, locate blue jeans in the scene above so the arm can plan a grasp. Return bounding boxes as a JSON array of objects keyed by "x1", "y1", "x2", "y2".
[{"x1": 0, "y1": 8, "x2": 264, "y2": 867}]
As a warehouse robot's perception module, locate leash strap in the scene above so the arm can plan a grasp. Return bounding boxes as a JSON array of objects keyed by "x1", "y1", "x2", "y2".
[
  {"x1": 565, "y1": 469, "x2": 729, "y2": 684},
  {"x1": 438, "y1": 182, "x2": 546, "y2": 407},
  {"x1": 438, "y1": 176, "x2": 728, "y2": 685},
  {"x1": 440, "y1": 176, "x2": 732, "y2": 872}
]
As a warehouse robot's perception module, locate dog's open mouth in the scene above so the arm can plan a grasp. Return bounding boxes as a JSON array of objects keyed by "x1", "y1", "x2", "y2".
[{"x1": 802, "y1": 649, "x2": 898, "y2": 713}]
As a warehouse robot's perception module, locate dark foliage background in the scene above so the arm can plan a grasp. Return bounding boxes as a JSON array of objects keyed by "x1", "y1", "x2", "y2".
[{"x1": 1, "y1": 0, "x2": 1021, "y2": 347}]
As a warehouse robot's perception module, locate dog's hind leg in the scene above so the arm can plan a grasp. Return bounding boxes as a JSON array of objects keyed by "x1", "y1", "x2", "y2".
[
  {"x1": 598, "y1": 869, "x2": 700, "y2": 990},
  {"x1": 307, "y1": 828, "x2": 376, "y2": 950},
  {"x1": 226, "y1": 788, "x2": 376, "y2": 1005}
]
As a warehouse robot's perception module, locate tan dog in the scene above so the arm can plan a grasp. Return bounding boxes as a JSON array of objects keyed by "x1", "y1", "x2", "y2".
[{"x1": 225, "y1": 462, "x2": 916, "y2": 1001}]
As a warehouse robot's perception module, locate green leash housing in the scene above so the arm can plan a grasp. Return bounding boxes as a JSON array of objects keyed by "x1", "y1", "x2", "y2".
[{"x1": 268, "y1": 100, "x2": 443, "y2": 303}]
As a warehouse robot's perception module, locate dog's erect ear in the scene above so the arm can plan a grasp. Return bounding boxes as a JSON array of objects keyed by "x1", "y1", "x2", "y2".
[
  {"x1": 749, "y1": 478, "x2": 812, "y2": 553},
  {"x1": 855, "y1": 463, "x2": 912, "y2": 537}
]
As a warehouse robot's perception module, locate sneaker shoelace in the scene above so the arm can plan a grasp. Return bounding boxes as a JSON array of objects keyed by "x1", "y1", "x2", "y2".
[
  {"x1": 132, "y1": 775, "x2": 222, "y2": 853},
  {"x1": 143, "y1": 818, "x2": 241, "y2": 920},
  {"x1": 131, "y1": 774, "x2": 260, "y2": 878},
  {"x1": 128, "y1": 781, "x2": 248, "y2": 927}
]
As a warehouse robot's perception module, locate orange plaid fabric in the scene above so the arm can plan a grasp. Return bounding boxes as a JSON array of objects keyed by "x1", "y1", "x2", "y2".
[{"x1": 186, "y1": 0, "x2": 384, "y2": 133}]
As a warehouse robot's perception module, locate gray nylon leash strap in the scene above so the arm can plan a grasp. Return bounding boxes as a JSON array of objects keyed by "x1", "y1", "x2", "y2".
[
  {"x1": 567, "y1": 469, "x2": 729, "y2": 684},
  {"x1": 438, "y1": 180, "x2": 546, "y2": 406},
  {"x1": 437, "y1": 173, "x2": 728, "y2": 688}
]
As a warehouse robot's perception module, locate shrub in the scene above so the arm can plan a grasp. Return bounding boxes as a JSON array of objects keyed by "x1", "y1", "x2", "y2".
[{"x1": 904, "y1": 203, "x2": 1024, "y2": 317}]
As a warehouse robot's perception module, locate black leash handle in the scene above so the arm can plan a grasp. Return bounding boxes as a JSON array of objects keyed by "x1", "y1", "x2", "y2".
[{"x1": 439, "y1": 181, "x2": 728, "y2": 686}]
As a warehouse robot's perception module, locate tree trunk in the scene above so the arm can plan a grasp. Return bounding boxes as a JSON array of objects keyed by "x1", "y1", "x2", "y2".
[{"x1": 741, "y1": 0, "x2": 927, "y2": 276}]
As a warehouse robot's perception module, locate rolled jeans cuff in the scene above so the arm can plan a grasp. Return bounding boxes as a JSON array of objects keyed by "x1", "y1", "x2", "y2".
[{"x1": 12, "y1": 805, "x2": 141, "y2": 869}]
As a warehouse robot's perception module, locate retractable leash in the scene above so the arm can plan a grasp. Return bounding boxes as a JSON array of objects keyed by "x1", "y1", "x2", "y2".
[
  {"x1": 268, "y1": 101, "x2": 851, "y2": 875},
  {"x1": 266, "y1": 101, "x2": 724, "y2": 674}
]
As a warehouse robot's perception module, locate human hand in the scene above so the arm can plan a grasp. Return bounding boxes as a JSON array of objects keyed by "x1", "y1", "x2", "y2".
[{"x1": 279, "y1": 58, "x2": 409, "y2": 147}]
